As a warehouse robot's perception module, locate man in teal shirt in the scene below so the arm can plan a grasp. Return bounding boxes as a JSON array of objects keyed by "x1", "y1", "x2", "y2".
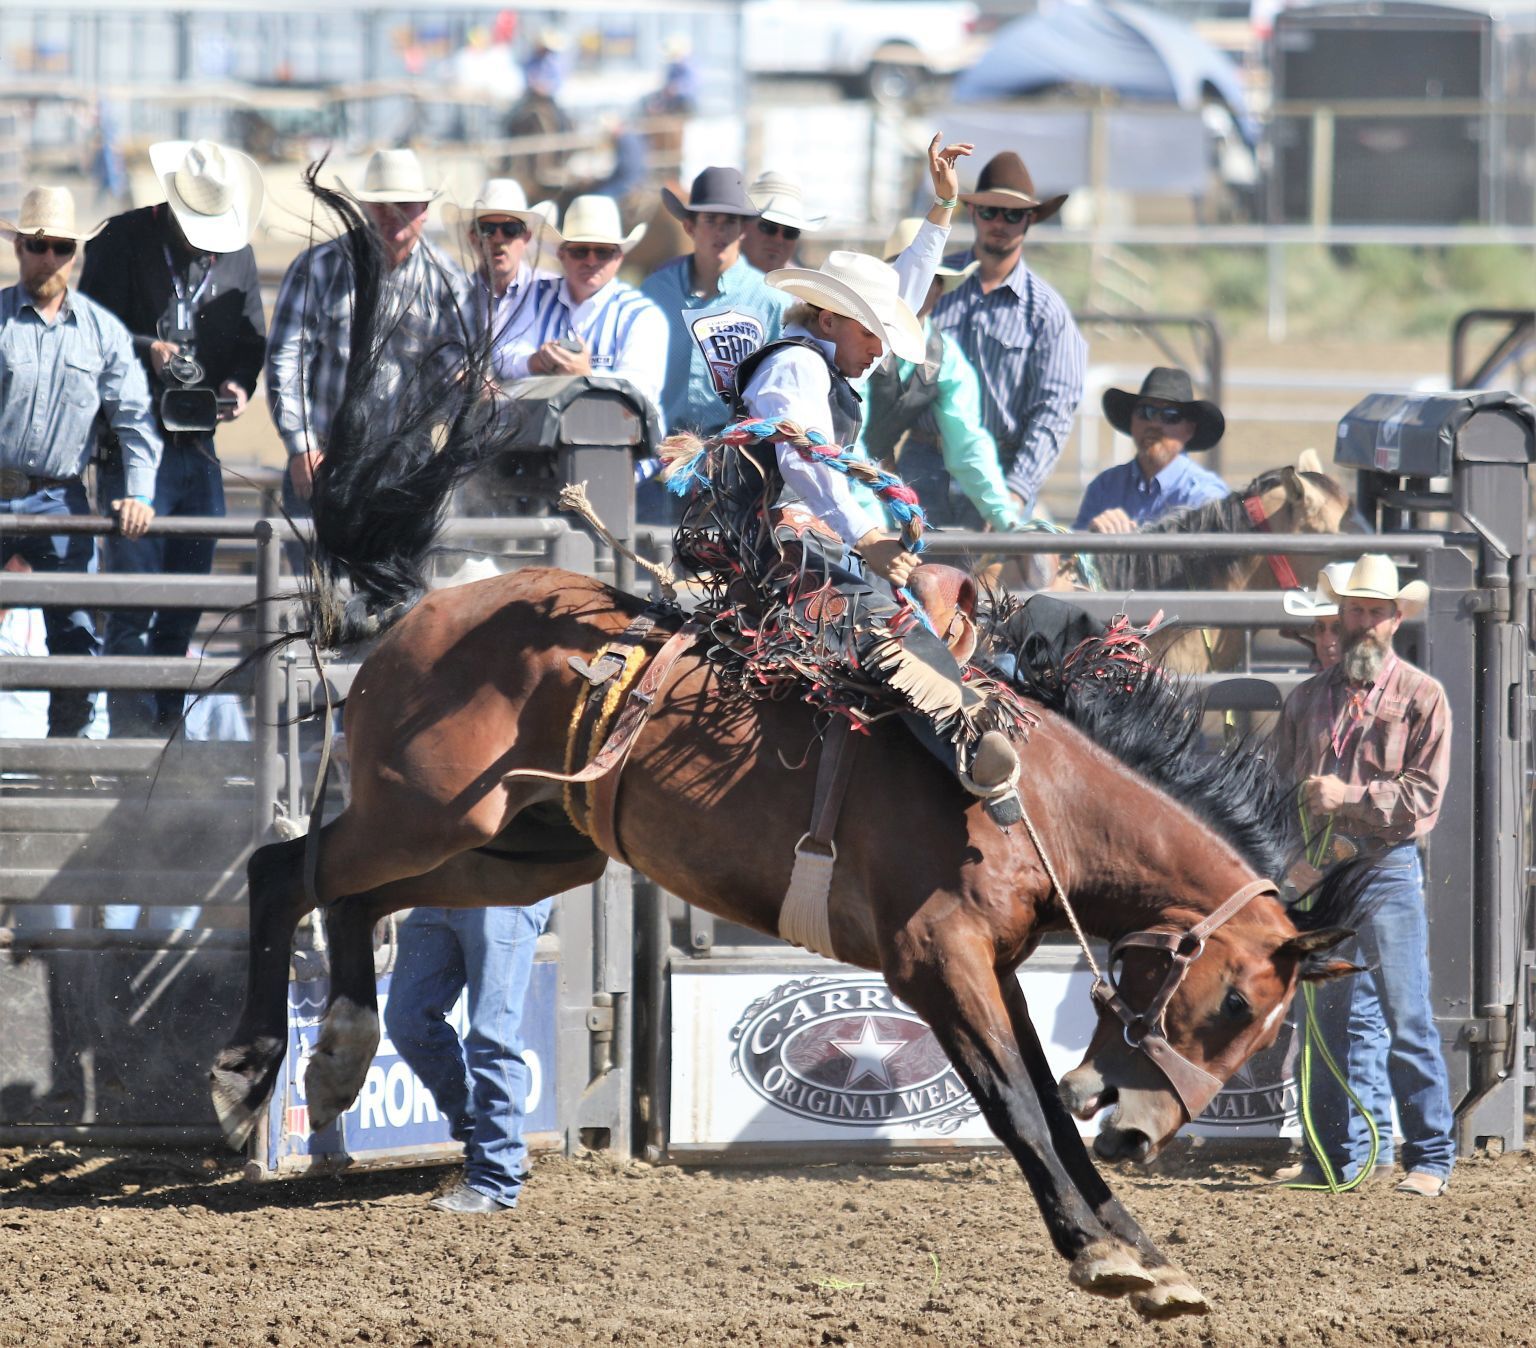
[{"x1": 861, "y1": 218, "x2": 1020, "y2": 532}]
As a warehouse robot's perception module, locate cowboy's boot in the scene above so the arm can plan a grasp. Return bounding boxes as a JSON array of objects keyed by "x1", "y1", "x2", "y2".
[{"x1": 960, "y1": 729, "x2": 1024, "y2": 826}]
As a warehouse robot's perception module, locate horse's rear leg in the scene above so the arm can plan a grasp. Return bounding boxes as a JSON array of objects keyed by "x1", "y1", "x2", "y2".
[
  {"x1": 885, "y1": 930, "x2": 1153, "y2": 1298},
  {"x1": 303, "y1": 845, "x2": 607, "y2": 1133},
  {"x1": 998, "y1": 977, "x2": 1209, "y2": 1319},
  {"x1": 209, "y1": 836, "x2": 312, "y2": 1149}
]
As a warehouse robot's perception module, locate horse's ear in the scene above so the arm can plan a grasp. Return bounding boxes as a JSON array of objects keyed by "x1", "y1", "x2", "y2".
[
  {"x1": 1278, "y1": 464, "x2": 1304, "y2": 500},
  {"x1": 1299, "y1": 956, "x2": 1368, "y2": 984},
  {"x1": 1296, "y1": 447, "x2": 1324, "y2": 475},
  {"x1": 1279, "y1": 925, "x2": 1353, "y2": 956}
]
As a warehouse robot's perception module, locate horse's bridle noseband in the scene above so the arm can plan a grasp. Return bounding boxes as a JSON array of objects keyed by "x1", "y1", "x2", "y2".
[{"x1": 1088, "y1": 877, "x2": 1280, "y2": 1122}]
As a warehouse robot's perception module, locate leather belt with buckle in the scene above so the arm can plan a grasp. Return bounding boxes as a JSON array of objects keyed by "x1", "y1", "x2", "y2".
[{"x1": 0, "y1": 468, "x2": 74, "y2": 499}]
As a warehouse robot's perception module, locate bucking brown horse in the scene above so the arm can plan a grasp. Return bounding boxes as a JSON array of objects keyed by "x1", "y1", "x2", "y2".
[{"x1": 210, "y1": 182, "x2": 1369, "y2": 1319}]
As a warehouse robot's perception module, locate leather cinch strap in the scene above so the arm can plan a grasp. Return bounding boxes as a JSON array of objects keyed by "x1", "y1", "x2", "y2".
[{"x1": 779, "y1": 718, "x2": 858, "y2": 961}]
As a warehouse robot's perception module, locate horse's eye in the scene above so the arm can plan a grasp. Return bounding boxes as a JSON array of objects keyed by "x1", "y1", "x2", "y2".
[{"x1": 1222, "y1": 989, "x2": 1252, "y2": 1020}]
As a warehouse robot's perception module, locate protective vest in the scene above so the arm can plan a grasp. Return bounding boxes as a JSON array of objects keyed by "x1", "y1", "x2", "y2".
[
  {"x1": 861, "y1": 325, "x2": 945, "y2": 458},
  {"x1": 731, "y1": 336, "x2": 863, "y2": 449}
]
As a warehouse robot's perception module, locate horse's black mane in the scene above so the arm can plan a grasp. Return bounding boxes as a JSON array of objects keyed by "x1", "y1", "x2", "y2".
[
  {"x1": 979, "y1": 596, "x2": 1374, "y2": 944},
  {"x1": 1090, "y1": 468, "x2": 1351, "y2": 591}
]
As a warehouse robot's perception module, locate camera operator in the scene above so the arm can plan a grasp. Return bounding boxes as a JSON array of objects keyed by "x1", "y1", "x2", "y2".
[{"x1": 80, "y1": 139, "x2": 267, "y2": 737}]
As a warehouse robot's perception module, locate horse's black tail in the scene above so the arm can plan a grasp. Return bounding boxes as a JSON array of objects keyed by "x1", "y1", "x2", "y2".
[{"x1": 297, "y1": 165, "x2": 529, "y2": 644}]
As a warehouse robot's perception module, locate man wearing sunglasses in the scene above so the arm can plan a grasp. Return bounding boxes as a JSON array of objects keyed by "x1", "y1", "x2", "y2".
[
  {"x1": 641, "y1": 167, "x2": 790, "y2": 482},
  {"x1": 1072, "y1": 366, "x2": 1229, "y2": 533},
  {"x1": 0, "y1": 186, "x2": 161, "y2": 736},
  {"x1": 741, "y1": 172, "x2": 824, "y2": 275},
  {"x1": 931, "y1": 151, "x2": 1086, "y2": 521},
  {"x1": 79, "y1": 138, "x2": 267, "y2": 738},
  {"x1": 451, "y1": 179, "x2": 556, "y2": 384}
]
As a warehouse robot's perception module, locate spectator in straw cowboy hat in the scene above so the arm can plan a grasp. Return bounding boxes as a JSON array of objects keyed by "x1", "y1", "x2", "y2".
[
  {"x1": 1282, "y1": 559, "x2": 1354, "y2": 672},
  {"x1": 740, "y1": 171, "x2": 826, "y2": 275},
  {"x1": 1072, "y1": 367, "x2": 1229, "y2": 534},
  {"x1": 80, "y1": 138, "x2": 267, "y2": 736},
  {"x1": 501, "y1": 194, "x2": 669, "y2": 417},
  {"x1": 0, "y1": 185, "x2": 161, "y2": 736},
  {"x1": 448, "y1": 178, "x2": 559, "y2": 384},
  {"x1": 642, "y1": 167, "x2": 788, "y2": 438},
  {"x1": 1272, "y1": 553, "x2": 1456, "y2": 1198},
  {"x1": 932, "y1": 150, "x2": 1086, "y2": 520},
  {"x1": 860, "y1": 216, "x2": 1019, "y2": 533},
  {"x1": 266, "y1": 148, "x2": 464, "y2": 516}
]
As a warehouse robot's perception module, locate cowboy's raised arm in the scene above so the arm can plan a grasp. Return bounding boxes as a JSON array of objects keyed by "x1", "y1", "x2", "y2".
[{"x1": 891, "y1": 135, "x2": 973, "y2": 313}]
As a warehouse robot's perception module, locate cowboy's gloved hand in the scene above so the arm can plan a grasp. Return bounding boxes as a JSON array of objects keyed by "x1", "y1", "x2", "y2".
[{"x1": 857, "y1": 532, "x2": 920, "y2": 587}]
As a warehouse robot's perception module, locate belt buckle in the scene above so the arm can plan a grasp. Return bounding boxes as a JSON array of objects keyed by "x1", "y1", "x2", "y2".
[{"x1": 0, "y1": 468, "x2": 31, "y2": 499}]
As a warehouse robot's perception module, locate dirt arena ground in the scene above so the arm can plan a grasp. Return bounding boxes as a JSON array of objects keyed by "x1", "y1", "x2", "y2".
[{"x1": 2, "y1": 1142, "x2": 1533, "y2": 1347}]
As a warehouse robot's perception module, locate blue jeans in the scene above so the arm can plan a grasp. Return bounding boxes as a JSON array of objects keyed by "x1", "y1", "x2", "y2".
[
  {"x1": 0, "y1": 479, "x2": 99, "y2": 736},
  {"x1": 1303, "y1": 845, "x2": 1456, "y2": 1180},
  {"x1": 384, "y1": 901, "x2": 555, "y2": 1206},
  {"x1": 99, "y1": 436, "x2": 225, "y2": 735}
]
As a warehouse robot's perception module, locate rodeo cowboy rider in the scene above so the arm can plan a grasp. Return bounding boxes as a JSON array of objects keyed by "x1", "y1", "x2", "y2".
[{"x1": 717, "y1": 137, "x2": 1022, "y2": 811}]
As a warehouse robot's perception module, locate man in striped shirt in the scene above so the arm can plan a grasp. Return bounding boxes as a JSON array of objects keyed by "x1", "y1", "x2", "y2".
[
  {"x1": 265, "y1": 149, "x2": 465, "y2": 513},
  {"x1": 498, "y1": 195, "x2": 669, "y2": 421},
  {"x1": 931, "y1": 152, "x2": 1087, "y2": 518}
]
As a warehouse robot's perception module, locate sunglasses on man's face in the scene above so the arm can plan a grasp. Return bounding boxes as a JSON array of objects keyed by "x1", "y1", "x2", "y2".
[
  {"x1": 476, "y1": 219, "x2": 528, "y2": 241},
  {"x1": 562, "y1": 244, "x2": 620, "y2": 263},
  {"x1": 1135, "y1": 402, "x2": 1191, "y2": 426},
  {"x1": 23, "y1": 238, "x2": 76, "y2": 258},
  {"x1": 975, "y1": 206, "x2": 1031, "y2": 225},
  {"x1": 755, "y1": 219, "x2": 801, "y2": 241}
]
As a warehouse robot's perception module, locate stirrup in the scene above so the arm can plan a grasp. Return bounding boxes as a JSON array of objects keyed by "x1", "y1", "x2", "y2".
[{"x1": 957, "y1": 732, "x2": 1022, "y2": 825}]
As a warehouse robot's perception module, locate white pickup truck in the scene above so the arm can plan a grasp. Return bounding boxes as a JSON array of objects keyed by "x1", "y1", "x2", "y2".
[{"x1": 742, "y1": 0, "x2": 982, "y2": 103}]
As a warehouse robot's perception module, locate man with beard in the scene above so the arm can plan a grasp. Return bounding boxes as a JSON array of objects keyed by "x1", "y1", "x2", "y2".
[
  {"x1": 931, "y1": 151, "x2": 1086, "y2": 519},
  {"x1": 0, "y1": 186, "x2": 160, "y2": 736},
  {"x1": 1272, "y1": 554, "x2": 1455, "y2": 1198},
  {"x1": 1072, "y1": 367, "x2": 1228, "y2": 532}
]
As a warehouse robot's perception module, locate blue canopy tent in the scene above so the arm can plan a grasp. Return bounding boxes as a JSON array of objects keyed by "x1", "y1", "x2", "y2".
[{"x1": 952, "y1": 0, "x2": 1258, "y2": 147}]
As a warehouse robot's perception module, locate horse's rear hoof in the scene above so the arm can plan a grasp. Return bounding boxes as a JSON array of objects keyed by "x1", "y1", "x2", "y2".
[
  {"x1": 209, "y1": 1037, "x2": 285, "y2": 1152},
  {"x1": 1130, "y1": 1267, "x2": 1210, "y2": 1319},
  {"x1": 1068, "y1": 1239, "x2": 1156, "y2": 1297}
]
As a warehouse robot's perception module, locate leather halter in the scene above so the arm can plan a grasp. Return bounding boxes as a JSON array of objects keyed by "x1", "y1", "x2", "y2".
[
  {"x1": 1088, "y1": 878, "x2": 1280, "y2": 1122},
  {"x1": 1242, "y1": 493, "x2": 1302, "y2": 590}
]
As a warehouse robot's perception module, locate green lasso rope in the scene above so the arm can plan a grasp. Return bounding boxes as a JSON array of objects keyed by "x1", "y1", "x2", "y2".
[{"x1": 1289, "y1": 792, "x2": 1381, "y2": 1192}]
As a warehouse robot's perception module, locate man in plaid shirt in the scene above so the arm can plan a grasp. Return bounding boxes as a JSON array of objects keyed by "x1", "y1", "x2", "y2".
[{"x1": 265, "y1": 149, "x2": 465, "y2": 517}]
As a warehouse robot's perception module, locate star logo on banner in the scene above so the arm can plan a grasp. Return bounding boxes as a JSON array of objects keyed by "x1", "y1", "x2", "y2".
[{"x1": 830, "y1": 1018, "x2": 905, "y2": 1089}]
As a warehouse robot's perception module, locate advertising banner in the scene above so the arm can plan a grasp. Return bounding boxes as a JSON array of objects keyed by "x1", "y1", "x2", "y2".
[
  {"x1": 251, "y1": 961, "x2": 559, "y2": 1177},
  {"x1": 669, "y1": 959, "x2": 1302, "y2": 1155}
]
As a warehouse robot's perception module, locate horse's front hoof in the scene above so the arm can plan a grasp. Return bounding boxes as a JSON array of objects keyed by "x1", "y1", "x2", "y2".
[
  {"x1": 1068, "y1": 1240, "x2": 1156, "y2": 1297},
  {"x1": 209, "y1": 1036, "x2": 285, "y2": 1152},
  {"x1": 1129, "y1": 1266, "x2": 1211, "y2": 1319}
]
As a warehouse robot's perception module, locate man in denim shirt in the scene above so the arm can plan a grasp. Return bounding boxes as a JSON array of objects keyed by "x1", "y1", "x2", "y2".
[{"x1": 0, "y1": 187, "x2": 161, "y2": 736}]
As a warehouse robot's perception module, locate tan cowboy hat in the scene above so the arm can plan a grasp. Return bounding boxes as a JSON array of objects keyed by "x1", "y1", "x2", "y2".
[
  {"x1": 767, "y1": 251, "x2": 925, "y2": 364},
  {"x1": 1319, "y1": 554, "x2": 1429, "y2": 620},
  {"x1": 0, "y1": 186, "x2": 105, "y2": 243},
  {"x1": 552, "y1": 194, "x2": 646, "y2": 252},
  {"x1": 446, "y1": 178, "x2": 559, "y2": 245},
  {"x1": 148, "y1": 139, "x2": 264, "y2": 253},
  {"x1": 959, "y1": 151, "x2": 1067, "y2": 222},
  {"x1": 882, "y1": 217, "x2": 976, "y2": 291},
  {"x1": 748, "y1": 172, "x2": 827, "y2": 232},
  {"x1": 339, "y1": 148, "x2": 441, "y2": 204},
  {"x1": 1281, "y1": 561, "x2": 1355, "y2": 618}
]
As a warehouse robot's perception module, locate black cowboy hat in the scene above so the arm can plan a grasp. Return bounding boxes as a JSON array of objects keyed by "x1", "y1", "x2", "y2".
[
  {"x1": 661, "y1": 166, "x2": 761, "y2": 221},
  {"x1": 958, "y1": 151, "x2": 1068, "y2": 223},
  {"x1": 1102, "y1": 367, "x2": 1225, "y2": 452}
]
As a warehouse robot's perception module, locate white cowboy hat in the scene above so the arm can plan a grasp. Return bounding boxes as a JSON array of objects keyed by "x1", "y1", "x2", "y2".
[
  {"x1": 446, "y1": 178, "x2": 559, "y2": 245},
  {"x1": 748, "y1": 171, "x2": 827, "y2": 232},
  {"x1": 0, "y1": 185, "x2": 105, "y2": 243},
  {"x1": 1281, "y1": 561, "x2": 1355, "y2": 618},
  {"x1": 148, "y1": 139, "x2": 264, "y2": 253},
  {"x1": 1319, "y1": 554, "x2": 1429, "y2": 620},
  {"x1": 768, "y1": 251, "x2": 925, "y2": 364},
  {"x1": 882, "y1": 217, "x2": 976, "y2": 292},
  {"x1": 339, "y1": 148, "x2": 441, "y2": 204},
  {"x1": 551, "y1": 194, "x2": 646, "y2": 252}
]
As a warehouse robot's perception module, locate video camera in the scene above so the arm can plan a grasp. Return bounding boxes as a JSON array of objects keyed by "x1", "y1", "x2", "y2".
[{"x1": 157, "y1": 309, "x2": 235, "y2": 434}]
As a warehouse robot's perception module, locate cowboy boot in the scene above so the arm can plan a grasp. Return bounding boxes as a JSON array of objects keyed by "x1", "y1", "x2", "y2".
[{"x1": 960, "y1": 729, "x2": 1024, "y2": 826}]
